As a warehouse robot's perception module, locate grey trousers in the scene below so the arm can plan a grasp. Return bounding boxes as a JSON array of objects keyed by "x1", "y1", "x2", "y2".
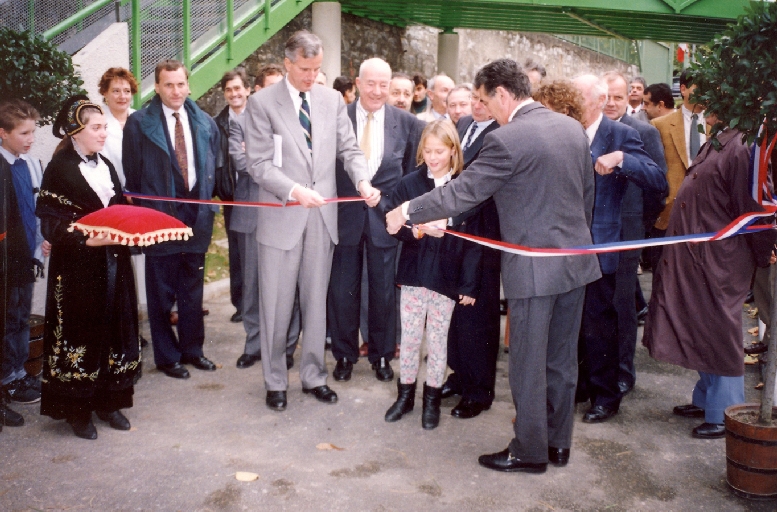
[
  {"x1": 507, "y1": 286, "x2": 585, "y2": 463},
  {"x1": 258, "y1": 210, "x2": 333, "y2": 391}
]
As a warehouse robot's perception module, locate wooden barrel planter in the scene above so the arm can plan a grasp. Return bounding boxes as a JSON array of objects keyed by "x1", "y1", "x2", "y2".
[
  {"x1": 24, "y1": 314, "x2": 45, "y2": 377},
  {"x1": 725, "y1": 403, "x2": 777, "y2": 500}
]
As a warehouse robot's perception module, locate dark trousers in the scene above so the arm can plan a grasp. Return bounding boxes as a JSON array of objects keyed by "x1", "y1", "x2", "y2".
[
  {"x1": 507, "y1": 287, "x2": 585, "y2": 463},
  {"x1": 2, "y1": 282, "x2": 33, "y2": 385},
  {"x1": 224, "y1": 206, "x2": 242, "y2": 313},
  {"x1": 328, "y1": 233, "x2": 397, "y2": 365},
  {"x1": 146, "y1": 253, "x2": 206, "y2": 366},
  {"x1": 578, "y1": 273, "x2": 621, "y2": 410},
  {"x1": 614, "y1": 249, "x2": 641, "y2": 388}
]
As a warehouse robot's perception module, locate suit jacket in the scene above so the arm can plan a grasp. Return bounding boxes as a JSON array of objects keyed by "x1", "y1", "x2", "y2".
[
  {"x1": 336, "y1": 102, "x2": 425, "y2": 248},
  {"x1": 651, "y1": 109, "x2": 688, "y2": 230},
  {"x1": 407, "y1": 101, "x2": 601, "y2": 299},
  {"x1": 227, "y1": 114, "x2": 261, "y2": 234},
  {"x1": 619, "y1": 114, "x2": 668, "y2": 234},
  {"x1": 244, "y1": 81, "x2": 369, "y2": 251},
  {"x1": 456, "y1": 116, "x2": 499, "y2": 168},
  {"x1": 629, "y1": 109, "x2": 649, "y2": 123},
  {"x1": 124, "y1": 95, "x2": 219, "y2": 255},
  {"x1": 589, "y1": 115, "x2": 666, "y2": 273}
]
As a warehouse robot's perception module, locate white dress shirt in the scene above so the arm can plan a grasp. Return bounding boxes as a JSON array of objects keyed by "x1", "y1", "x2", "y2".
[
  {"x1": 627, "y1": 104, "x2": 643, "y2": 117},
  {"x1": 161, "y1": 103, "x2": 196, "y2": 190},
  {"x1": 101, "y1": 107, "x2": 135, "y2": 188},
  {"x1": 585, "y1": 112, "x2": 604, "y2": 147},
  {"x1": 356, "y1": 101, "x2": 385, "y2": 179},
  {"x1": 681, "y1": 104, "x2": 707, "y2": 164}
]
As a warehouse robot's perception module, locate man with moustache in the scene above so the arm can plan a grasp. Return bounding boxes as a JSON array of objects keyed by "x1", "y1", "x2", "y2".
[
  {"x1": 387, "y1": 59, "x2": 601, "y2": 473},
  {"x1": 387, "y1": 73, "x2": 414, "y2": 112},
  {"x1": 446, "y1": 85, "x2": 473, "y2": 125},
  {"x1": 329, "y1": 58, "x2": 425, "y2": 383},
  {"x1": 642, "y1": 83, "x2": 675, "y2": 121}
]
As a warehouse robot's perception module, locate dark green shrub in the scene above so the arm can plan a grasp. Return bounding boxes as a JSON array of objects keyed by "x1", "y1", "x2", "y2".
[{"x1": 0, "y1": 27, "x2": 86, "y2": 125}]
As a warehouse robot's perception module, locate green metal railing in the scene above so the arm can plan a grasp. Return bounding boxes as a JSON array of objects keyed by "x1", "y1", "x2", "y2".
[{"x1": 38, "y1": 0, "x2": 313, "y2": 108}]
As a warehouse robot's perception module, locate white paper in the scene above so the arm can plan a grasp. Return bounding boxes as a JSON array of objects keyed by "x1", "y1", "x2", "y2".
[{"x1": 273, "y1": 134, "x2": 282, "y2": 168}]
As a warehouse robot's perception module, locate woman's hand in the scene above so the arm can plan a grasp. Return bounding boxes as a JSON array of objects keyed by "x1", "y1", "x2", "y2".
[
  {"x1": 459, "y1": 295, "x2": 476, "y2": 306},
  {"x1": 85, "y1": 233, "x2": 121, "y2": 247},
  {"x1": 418, "y1": 219, "x2": 446, "y2": 238}
]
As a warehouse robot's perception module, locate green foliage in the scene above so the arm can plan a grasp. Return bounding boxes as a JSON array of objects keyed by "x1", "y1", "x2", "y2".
[
  {"x1": 690, "y1": 2, "x2": 777, "y2": 146},
  {"x1": 0, "y1": 28, "x2": 86, "y2": 126}
]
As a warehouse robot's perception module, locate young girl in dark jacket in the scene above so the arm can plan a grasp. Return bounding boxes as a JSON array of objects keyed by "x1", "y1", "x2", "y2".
[{"x1": 383, "y1": 120, "x2": 479, "y2": 429}]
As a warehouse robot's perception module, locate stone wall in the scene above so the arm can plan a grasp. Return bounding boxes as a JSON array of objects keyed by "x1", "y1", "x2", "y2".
[{"x1": 198, "y1": 6, "x2": 634, "y2": 115}]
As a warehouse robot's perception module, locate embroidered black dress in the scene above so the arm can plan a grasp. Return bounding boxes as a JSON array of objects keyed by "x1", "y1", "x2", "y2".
[{"x1": 36, "y1": 147, "x2": 141, "y2": 419}]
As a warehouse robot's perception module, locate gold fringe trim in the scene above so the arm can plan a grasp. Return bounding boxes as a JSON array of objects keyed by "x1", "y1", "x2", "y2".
[{"x1": 67, "y1": 224, "x2": 194, "y2": 247}]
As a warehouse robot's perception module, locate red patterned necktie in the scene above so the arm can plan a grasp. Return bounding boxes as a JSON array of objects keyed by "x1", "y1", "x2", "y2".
[{"x1": 172, "y1": 112, "x2": 189, "y2": 189}]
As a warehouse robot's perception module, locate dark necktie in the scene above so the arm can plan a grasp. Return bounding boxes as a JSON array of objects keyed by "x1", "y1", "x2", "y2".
[
  {"x1": 299, "y1": 92, "x2": 312, "y2": 152},
  {"x1": 631, "y1": 109, "x2": 636, "y2": 115},
  {"x1": 689, "y1": 113, "x2": 701, "y2": 162},
  {"x1": 172, "y1": 112, "x2": 189, "y2": 189},
  {"x1": 463, "y1": 122, "x2": 478, "y2": 152}
]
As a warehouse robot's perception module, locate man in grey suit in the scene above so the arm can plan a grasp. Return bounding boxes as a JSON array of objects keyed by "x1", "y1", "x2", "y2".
[
  {"x1": 387, "y1": 59, "x2": 601, "y2": 473},
  {"x1": 245, "y1": 31, "x2": 380, "y2": 412}
]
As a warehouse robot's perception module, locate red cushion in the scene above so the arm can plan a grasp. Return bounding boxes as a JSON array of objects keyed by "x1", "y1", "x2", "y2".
[{"x1": 69, "y1": 205, "x2": 193, "y2": 247}]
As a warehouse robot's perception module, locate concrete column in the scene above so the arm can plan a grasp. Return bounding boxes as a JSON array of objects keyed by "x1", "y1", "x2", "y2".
[
  {"x1": 312, "y1": 1, "x2": 341, "y2": 86},
  {"x1": 437, "y1": 30, "x2": 459, "y2": 82}
]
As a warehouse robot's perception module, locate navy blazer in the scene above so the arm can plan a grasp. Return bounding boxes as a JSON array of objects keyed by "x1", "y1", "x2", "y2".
[
  {"x1": 590, "y1": 115, "x2": 666, "y2": 273},
  {"x1": 456, "y1": 116, "x2": 499, "y2": 168},
  {"x1": 124, "y1": 96, "x2": 219, "y2": 255},
  {"x1": 335, "y1": 103, "x2": 425, "y2": 248},
  {"x1": 388, "y1": 166, "x2": 479, "y2": 301}
]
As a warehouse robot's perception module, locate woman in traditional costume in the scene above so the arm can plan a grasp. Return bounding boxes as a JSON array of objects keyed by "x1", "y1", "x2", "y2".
[{"x1": 36, "y1": 95, "x2": 141, "y2": 439}]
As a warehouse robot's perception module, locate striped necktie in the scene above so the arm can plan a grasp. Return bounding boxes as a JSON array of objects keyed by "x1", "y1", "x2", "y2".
[
  {"x1": 463, "y1": 121, "x2": 478, "y2": 152},
  {"x1": 299, "y1": 91, "x2": 312, "y2": 152},
  {"x1": 172, "y1": 112, "x2": 189, "y2": 189}
]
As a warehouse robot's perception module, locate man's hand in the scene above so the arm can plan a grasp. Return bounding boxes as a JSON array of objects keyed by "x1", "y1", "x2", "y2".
[
  {"x1": 358, "y1": 181, "x2": 381, "y2": 207},
  {"x1": 291, "y1": 186, "x2": 326, "y2": 208},
  {"x1": 594, "y1": 151, "x2": 623, "y2": 175},
  {"x1": 386, "y1": 205, "x2": 407, "y2": 235},
  {"x1": 417, "y1": 219, "x2": 446, "y2": 238},
  {"x1": 41, "y1": 240, "x2": 51, "y2": 257},
  {"x1": 459, "y1": 295, "x2": 476, "y2": 306}
]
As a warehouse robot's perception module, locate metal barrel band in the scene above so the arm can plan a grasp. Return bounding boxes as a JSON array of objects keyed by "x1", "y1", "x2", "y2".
[{"x1": 726, "y1": 428, "x2": 777, "y2": 447}]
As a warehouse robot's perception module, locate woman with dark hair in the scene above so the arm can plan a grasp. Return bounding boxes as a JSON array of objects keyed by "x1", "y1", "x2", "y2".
[
  {"x1": 332, "y1": 76, "x2": 356, "y2": 104},
  {"x1": 98, "y1": 67, "x2": 138, "y2": 187},
  {"x1": 36, "y1": 96, "x2": 141, "y2": 440}
]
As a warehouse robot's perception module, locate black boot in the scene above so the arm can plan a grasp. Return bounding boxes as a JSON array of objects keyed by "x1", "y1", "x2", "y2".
[
  {"x1": 421, "y1": 383, "x2": 442, "y2": 430},
  {"x1": 385, "y1": 381, "x2": 416, "y2": 422},
  {"x1": 67, "y1": 410, "x2": 97, "y2": 440}
]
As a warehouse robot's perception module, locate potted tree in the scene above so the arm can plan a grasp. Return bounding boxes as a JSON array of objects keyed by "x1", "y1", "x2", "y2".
[{"x1": 691, "y1": 1, "x2": 777, "y2": 500}]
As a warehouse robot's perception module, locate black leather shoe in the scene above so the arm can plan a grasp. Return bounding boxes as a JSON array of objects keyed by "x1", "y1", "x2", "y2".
[
  {"x1": 583, "y1": 405, "x2": 618, "y2": 423},
  {"x1": 478, "y1": 448, "x2": 547, "y2": 473},
  {"x1": 440, "y1": 378, "x2": 462, "y2": 399},
  {"x1": 286, "y1": 353, "x2": 295, "y2": 370},
  {"x1": 692, "y1": 422, "x2": 725, "y2": 439},
  {"x1": 745, "y1": 342, "x2": 768, "y2": 355},
  {"x1": 548, "y1": 447, "x2": 570, "y2": 467},
  {"x1": 618, "y1": 381, "x2": 633, "y2": 395},
  {"x1": 266, "y1": 391, "x2": 287, "y2": 411},
  {"x1": 333, "y1": 358, "x2": 353, "y2": 381},
  {"x1": 96, "y1": 410, "x2": 131, "y2": 431},
  {"x1": 673, "y1": 404, "x2": 705, "y2": 418},
  {"x1": 637, "y1": 306, "x2": 648, "y2": 326},
  {"x1": 230, "y1": 311, "x2": 243, "y2": 323},
  {"x1": 451, "y1": 398, "x2": 490, "y2": 419},
  {"x1": 181, "y1": 355, "x2": 217, "y2": 371},
  {"x1": 157, "y1": 362, "x2": 190, "y2": 379},
  {"x1": 303, "y1": 385, "x2": 338, "y2": 404},
  {"x1": 236, "y1": 353, "x2": 261, "y2": 369},
  {"x1": 68, "y1": 417, "x2": 98, "y2": 440},
  {"x1": 372, "y1": 357, "x2": 394, "y2": 382},
  {"x1": 1, "y1": 404, "x2": 24, "y2": 427}
]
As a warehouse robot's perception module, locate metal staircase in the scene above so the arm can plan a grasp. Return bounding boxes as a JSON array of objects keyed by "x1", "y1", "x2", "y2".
[{"x1": 0, "y1": 0, "x2": 314, "y2": 106}]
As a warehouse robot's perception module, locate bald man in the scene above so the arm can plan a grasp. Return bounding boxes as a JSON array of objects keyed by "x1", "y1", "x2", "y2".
[
  {"x1": 329, "y1": 58, "x2": 426, "y2": 383},
  {"x1": 417, "y1": 74, "x2": 454, "y2": 122}
]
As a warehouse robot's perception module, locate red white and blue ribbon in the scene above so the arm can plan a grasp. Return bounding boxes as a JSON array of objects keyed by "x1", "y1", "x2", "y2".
[{"x1": 125, "y1": 192, "x2": 775, "y2": 257}]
